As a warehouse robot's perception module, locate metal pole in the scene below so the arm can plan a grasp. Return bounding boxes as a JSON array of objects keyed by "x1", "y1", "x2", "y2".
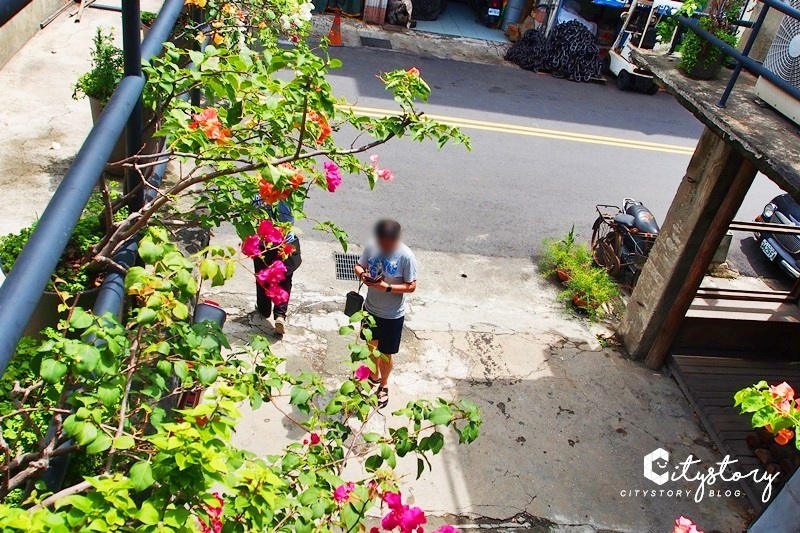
[
  {"x1": 717, "y1": 4, "x2": 770, "y2": 107},
  {"x1": 121, "y1": 0, "x2": 144, "y2": 213},
  {"x1": 0, "y1": 0, "x2": 184, "y2": 372}
]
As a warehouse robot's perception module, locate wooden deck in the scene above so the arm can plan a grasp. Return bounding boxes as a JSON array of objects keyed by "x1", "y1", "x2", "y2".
[{"x1": 670, "y1": 353, "x2": 800, "y2": 509}]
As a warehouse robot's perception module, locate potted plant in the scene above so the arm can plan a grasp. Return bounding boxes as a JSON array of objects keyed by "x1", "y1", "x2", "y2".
[
  {"x1": 540, "y1": 226, "x2": 591, "y2": 282},
  {"x1": 676, "y1": 0, "x2": 743, "y2": 79},
  {"x1": 559, "y1": 264, "x2": 620, "y2": 320},
  {"x1": 0, "y1": 194, "x2": 124, "y2": 337},
  {"x1": 72, "y1": 28, "x2": 163, "y2": 175},
  {"x1": 141, "y1": 10, "x2": 158, "y2": 39}
]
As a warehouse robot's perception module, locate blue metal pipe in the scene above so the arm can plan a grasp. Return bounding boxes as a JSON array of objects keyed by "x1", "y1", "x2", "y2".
[{"x1": 0, "y1": 0, "x2": 184, "y2": 372}]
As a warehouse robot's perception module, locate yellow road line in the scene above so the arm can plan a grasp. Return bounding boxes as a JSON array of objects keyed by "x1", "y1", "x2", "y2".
[{"x1": 340, "y1": 104, "x2": 696, "y2": 155}]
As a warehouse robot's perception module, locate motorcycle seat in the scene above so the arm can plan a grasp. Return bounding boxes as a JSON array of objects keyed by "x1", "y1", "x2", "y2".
[
  {"x1": 625, "y1": 203, "x2": 660, "y2": 234},
  {"x1": 614, "y1": 214, "x2": 636, "y2": 227}
]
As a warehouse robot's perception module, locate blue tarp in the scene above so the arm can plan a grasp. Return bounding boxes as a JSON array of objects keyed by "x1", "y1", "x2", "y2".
[{"x1": 591, "y1": 0, "x2": 626, "y2": 8}]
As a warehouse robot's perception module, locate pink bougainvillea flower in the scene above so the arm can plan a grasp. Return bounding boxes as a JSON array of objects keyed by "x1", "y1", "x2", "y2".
[
  {"x1": 775, "y1": 428, "x2": 795, "y2": 446},
  {"x1": 770, "y1": 382, "x2": 795, "y2": 402},
  {"x1": 370, "y1": 154, "x2": 380, "y2": 165},
  {"x1": 407, "y1": 67, "x2": 420, "y2": 76},
  {"x1": 309, "y1": 432, "x2": 321, "y2": 445},
  {"x1": 333, "y1": 482, "x2": 355, "y2": 503},
  {"x1": 323, "y1": 161, "x2": 342, "y2": 192},
  {"x1": 279, "y1": 242, "x2": 295, "y2": 260},
  {"x1": 777, "y1": 399, "x2": 793, "y2": 415},
  {"x1": 264, "y1": 284, "x2": 289, "y2": 306},
  {"x1": 381, "y1": 492, "x2": 427, "y2": 533},
  {"x1": 377, "y1": 168, "x2": 394, "y2": 181},
  {"x1": 433, "y1": 526, "x2": 459, "y2": 533},
  {"x1": 370, "y1": 528, "x2": 380, "y2": 533},
  {"x1": 257, "y1": 219, "x2": 285, "y2": 244},
  {"x1": 355, "y1": 365, "x2": 371, "y2": 381},
  {"x1": 241, "y1": 234, "x2": 261, "y2": 258},
  {"x1": 256, "y1": 260, "x2": 287, "y2": 287},
  {"x1": 673, "y1": 516, "x2": 703, "y2": 533}
]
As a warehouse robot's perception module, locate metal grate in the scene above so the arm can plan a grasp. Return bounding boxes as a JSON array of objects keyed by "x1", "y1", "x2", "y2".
[
  {"x1": 335, "y1": 252, "x2": 361, "y2": 281},
  {"x1": 359, "y1": 36, "x2": 393, "y2": 49}
]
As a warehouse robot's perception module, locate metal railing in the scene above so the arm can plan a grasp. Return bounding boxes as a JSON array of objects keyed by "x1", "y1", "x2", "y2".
[
  {"x1": 674, "y1": 0, "x2": 800, "y2": 107},
  {"x1": 0, "y1": 0, "x2": 185, "y2": 371}
]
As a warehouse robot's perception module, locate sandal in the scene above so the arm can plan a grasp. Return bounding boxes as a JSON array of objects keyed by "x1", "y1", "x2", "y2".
[{"x1": 377, "y1": 386, "x2": 389, "y2": 409}]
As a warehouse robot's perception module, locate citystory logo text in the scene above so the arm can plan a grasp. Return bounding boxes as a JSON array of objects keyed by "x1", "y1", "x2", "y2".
[{"x1": 617, "y1": 447, "x2": 779, "y2": 503}]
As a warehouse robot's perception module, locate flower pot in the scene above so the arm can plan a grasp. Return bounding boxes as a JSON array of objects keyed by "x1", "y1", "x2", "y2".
[
  {"x1": 23, "y1": 287, "x2": 102, "y2": 339},
  {"x1": 684, "y1": 49, "x2": 724, "y2": 80},
  {"x1": 556, "y1": 268, "x2": 571, "y2": 282},
  {"x1": 89, "y1": 96, "x2": 163, "y2": 178},
  {"x1": 572, "y1": 293, "x2": 588, "y2": 309},
  {"x1": 193, "y1": 300, "x2": 227, "y2": 327}
]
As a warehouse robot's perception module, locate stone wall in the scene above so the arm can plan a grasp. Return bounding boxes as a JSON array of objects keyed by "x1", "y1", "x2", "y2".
[{"x1": 0, "y1": 0, "x2": 67, "y2": 69}]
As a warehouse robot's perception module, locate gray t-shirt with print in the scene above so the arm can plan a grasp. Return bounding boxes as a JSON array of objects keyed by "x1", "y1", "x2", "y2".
[{"x1": 358, "y1": 242, "x2": 418, "y2": 320}]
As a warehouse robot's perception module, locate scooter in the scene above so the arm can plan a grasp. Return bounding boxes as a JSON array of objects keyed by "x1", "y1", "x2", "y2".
[{"x1": 591, "y1": 198, "x2": 659, "y2": 285}]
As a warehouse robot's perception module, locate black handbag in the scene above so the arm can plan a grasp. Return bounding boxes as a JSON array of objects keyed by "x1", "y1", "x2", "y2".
[{"x1": 344, "y1": 282, "x2": 364, "y2": 317}]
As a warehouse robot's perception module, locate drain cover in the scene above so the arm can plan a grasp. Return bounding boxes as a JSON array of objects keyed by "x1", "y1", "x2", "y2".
[{"x1": 359, "y1": 36, "x2": 393, "y2": 49}]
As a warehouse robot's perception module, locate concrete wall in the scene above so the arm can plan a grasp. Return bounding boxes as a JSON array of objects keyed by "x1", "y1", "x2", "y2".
[{"x1": 0, "y1": 0, "x2": 68, "y2": 69}]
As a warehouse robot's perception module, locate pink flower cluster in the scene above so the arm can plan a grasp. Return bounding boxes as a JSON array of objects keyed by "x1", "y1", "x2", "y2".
[
  {"x1": 303, "y1": 432, "x2": 321, "y2": 446},
  {"x1": 355, "y1": 365, "x2": 372, "y2": 381},
  {"x1": 370, "y1": 154, "x2": 394, "y2": 182},
  {"x1": 199, "y1": 492, "x2": 224, "y2": 533},
  {"x1": 334, "y1": 482, "x2": 355, "y2": 503},
  {"x1": 324, "y1": 161, "x2": 343, "y2": 192},
  {"x1": 241, "y1": 220, "x2": 292, "y2": 305},
  {"x1": 673, "y1": 516, "x2": 703, "y2": 533},
  {"x1": 380, "y1": 492, "x2": 426, "y2": 533}
]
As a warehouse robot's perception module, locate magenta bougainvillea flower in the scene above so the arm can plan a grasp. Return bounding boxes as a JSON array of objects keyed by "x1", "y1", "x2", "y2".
[
  {"x1": 256, "y1": 260, "x2": 287, "y2": 287},
  {"x1": 309, "y1": 432, "x2": 321, "y2": 445},
  {"x1": 323, "y1": 161, "x2": 342, "y2": 192},
  {"x1": 380, "y1": 492, "x2": 427, "y2": 533},
  {"x1": 355, "y1": 365, "x2": 371, "y2": 381},
  {"x1": 257, "y1": 219, "x2": 285, "y2": 244},
  {"x1": 333, "y1": 482, "x2": 355, "y2": 503},
  {"x1": 432, "y1": 526, "x2": 459, "y2": 533},
  {"x1": 264, "y1": 284, "x2": 289, "y2": 306},
  {"x1": 241, "y1": 234, "x2": 261, "y2": 258}
]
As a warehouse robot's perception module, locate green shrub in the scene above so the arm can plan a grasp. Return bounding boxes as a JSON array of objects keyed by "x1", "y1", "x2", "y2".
[
  {"x1": 141, "y1": 10, "x2": 157, "y2": 26},
  {"x1": 0, "y1": 194, "x2": 126, "y2": 293},
  {"x1": 72, "y1": 28, "x2": 123, "y2": 104},
  {"x1": 540, "y1": 226, "x2": 591, "y2": 276},
  {"x1": 559, "y1": 264, "x2": 621, "y2": 321},
  {"x1": 677, "y1": 0, "x2": 743, "y2": 74}
]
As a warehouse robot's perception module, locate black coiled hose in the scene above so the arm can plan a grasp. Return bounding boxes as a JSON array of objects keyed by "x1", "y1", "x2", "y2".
[{"x1": 505, "y1": 21, "x2": 603, "y2": 82}]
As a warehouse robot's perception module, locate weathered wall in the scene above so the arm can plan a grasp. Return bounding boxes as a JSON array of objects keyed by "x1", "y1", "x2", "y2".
[
  {"x1": 739, "y1": 1, "x2": 783, "y2": 63},
  {"x1": 0, "y1": 0, "x2": 67, "y2": 69},
  {"x1": 619, "y1": 128, "x2": 757, "y2": 367}
]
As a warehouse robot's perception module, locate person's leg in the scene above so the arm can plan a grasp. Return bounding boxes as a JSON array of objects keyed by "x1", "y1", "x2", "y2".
[
  {"x1": 253, "y1": 256, "x2": 272, "y2": 317},
  {"x1": 377, "y1": 353, "x2": 394, "y2": 388}
]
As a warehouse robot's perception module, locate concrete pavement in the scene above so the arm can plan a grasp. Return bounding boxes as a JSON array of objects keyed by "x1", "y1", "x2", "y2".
[{"x1": 208, "y1": 236, "x2": 752, "y2": 532}]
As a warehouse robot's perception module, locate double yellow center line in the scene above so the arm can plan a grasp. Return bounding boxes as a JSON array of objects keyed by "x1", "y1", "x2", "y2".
[{"x1": 342, "y1": 104, "x2": 695, "y2": 156}]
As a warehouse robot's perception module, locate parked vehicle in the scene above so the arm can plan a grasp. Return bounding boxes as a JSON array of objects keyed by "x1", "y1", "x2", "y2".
[
  {"x1": 591, "y1": 198, "x2": 660, "y2": 285},
  {"x1": 754, "y1": 194, "x2": 800, "y2": 278}
]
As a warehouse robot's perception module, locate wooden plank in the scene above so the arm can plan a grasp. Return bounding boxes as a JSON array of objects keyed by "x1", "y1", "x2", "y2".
[
  {"x1": 694, "y1": 288, "x2": 793, "y2": 303},
  {"x1": 730, "y1": 220, "x2": 800, "y2": 235}
]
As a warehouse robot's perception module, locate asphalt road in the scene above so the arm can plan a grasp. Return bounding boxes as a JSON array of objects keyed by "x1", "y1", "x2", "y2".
[{"x1": 299, "y1": 46, "x2": 788, "y2": 282}]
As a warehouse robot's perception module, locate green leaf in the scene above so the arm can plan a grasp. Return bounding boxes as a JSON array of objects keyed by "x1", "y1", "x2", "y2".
[
  {"x1": 138, "y1": 239, "x2": 164, "y2": 264},
  {"x1": 416, "y1": 457, "x2": 425, "y2": 479},
  {"x1": 200, "y1": 258, "x2": 219, "y2": 281},
  {"x1": 40, "y1": 358, "x2": 67, "y2": 383},
  {"x1": 86, "y1": 434, "x2": 112, "y2": 454},
  {"x1": 74, "y1": 344, "x2": 101, "y2": 373},
  {"x1": 174, "y1": 360, "x2": 189, "y2": 381},
  {"x1": 97, "y1": 383, "x2": 121, "y2": 407},
  {"x1": 113, "y1": 435, "x2": 135, "y2": 450},
  {"x1": 364, "y1": 454, "x2": 383, "y2": 472},
  {"x1": 428, "y1": 431, "x2": 445, "y2": 454},
  {"x1": 75, "y1": 422, "x2": 98, "y2": 446},
  {"x1": 362, "y1": 432, "x2": 381, "y2": 442},
  {"x1": 429, "y1": 406, "x2": 453, "y2": 426},
  {"x1": 136, "y1": 307, "x2": 157, "y2": 325},
  {"x1": 137, "y1": 501, "x2": 160, "y2": 525},
  {"x1": 339, "y1": 325, "x2": 354, "y2": 336},
  {"x1": 197, "y1": 365, "x2": 218, "y2": 385},
  {"x1": 69, "y1": 308, "x2": 94, "y2": 329},
  {"x1": 130, "y1": 461, "x2": 155, "y2": 491},
  {"x1": 290, "y1": 386, "x2": 312, "y2": 407},
  {"x1": 173, "y1": 302, "x2": 189, "y2": 320}
]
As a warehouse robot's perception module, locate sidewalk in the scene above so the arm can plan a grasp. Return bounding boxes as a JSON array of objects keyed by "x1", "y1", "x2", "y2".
[
  {"x1": 206, "y1": 232, "x2": 751, "y2": 532},
  {"x1": 310, "y1": 13, "x2": 511, "y2": 66}
]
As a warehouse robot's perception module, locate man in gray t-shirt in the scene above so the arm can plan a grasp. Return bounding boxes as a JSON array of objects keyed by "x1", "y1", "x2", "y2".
[{"x1": 354, "y1": 220, "x2": 418, "y2": 409}]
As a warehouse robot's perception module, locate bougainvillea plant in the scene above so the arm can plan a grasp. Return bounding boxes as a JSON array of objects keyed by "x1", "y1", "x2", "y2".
[
  {"x1": 0, "y1": 0, "x2": 477, "y2": 529},
  {"x1": 735, "y1": 381, "x2": 799, "y2": 448},
  {"x1": 673, "y1": 516, "x2": 703, "y2": 533},
  {"x1": 0, "y1": 228, "x2": 482, "y2": 531}
]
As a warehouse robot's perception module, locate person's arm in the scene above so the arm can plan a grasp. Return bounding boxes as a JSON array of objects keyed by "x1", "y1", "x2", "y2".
[
  {"x1": 355, "y1": 247, "x2": 370, "y2": 282},
  {"x1": 354, "y1": 263, "x2": 368, "y2": 281},
  {"x1": 375, "y1": 251, "x2": 417, "y2": 293}
]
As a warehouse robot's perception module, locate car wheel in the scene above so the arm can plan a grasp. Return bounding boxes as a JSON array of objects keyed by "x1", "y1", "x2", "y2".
[{"x1": 616, "y1": 70, "x2": 632, "y2": 91}]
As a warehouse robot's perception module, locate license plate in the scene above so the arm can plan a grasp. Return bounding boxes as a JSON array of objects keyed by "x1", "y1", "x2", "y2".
[
  {"x1": 488, "y1": 8, "x2": 500, "y2": 15},
  {"x1": 760, "y1": 239, "x2": 778, "y2": 261}
]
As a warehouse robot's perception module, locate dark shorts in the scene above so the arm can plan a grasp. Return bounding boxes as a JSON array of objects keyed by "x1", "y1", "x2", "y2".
[{"x1": 361, "y1": 315, "x2": 405, "y2": 354}]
